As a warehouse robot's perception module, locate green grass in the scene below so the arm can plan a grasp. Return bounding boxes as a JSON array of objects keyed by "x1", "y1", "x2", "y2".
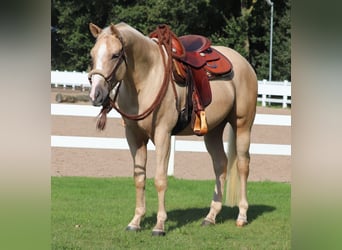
[{"x1": 51, "y1": 177, "x2": 290, "y2": 249}]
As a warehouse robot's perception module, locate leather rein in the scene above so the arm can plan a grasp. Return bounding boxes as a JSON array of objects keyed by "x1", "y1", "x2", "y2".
[{"x1": 89, "y1": 27, "x2": 176, "y2": 129}]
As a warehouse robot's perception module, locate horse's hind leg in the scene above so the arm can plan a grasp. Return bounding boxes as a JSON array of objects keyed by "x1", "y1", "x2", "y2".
[
  {"x1": 202, "y1": 122, "x2": 227, "y2": 225},
  {"x1": 235, "y1": 126, "x2": 252, "y2": 227}
]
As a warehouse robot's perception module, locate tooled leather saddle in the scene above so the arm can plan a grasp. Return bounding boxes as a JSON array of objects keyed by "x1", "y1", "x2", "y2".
[{"x1": 150, "y1": 25, "x2": 233, "y2": 135}]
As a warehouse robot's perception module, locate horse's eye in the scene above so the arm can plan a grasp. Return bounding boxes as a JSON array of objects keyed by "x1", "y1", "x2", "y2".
[{"x1": 111, "y1": 53, "x2": 120, "y2": 60}]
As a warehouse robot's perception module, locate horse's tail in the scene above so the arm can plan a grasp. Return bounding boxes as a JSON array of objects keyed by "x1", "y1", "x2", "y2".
[{"x1": 225, "y1": 124, "x2": 240, "y2": 207}]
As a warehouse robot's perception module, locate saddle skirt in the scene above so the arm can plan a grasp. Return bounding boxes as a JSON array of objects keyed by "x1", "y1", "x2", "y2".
[{"x1": 173, "y1": 35, "x2": 232, "y2": 77}]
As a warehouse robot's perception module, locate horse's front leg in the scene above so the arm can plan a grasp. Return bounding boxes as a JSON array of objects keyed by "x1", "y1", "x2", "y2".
[
  {"x1": 125, "y1": 127, "x2": 148, "y2": 231},
  {"x1": 151, "y1": 131, "x2": 171, "y2": 236}
]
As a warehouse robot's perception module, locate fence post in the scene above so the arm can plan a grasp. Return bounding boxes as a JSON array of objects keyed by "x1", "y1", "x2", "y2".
[
  {"x1": 72, "y1": 71, "x2": 76, "y2": 90},
  {"x1": 63, "y1": 70, "x2": 67, "y2": 89},
  {"x1": 262, "y1": 79, "x2": 267, "y2": 107},
  {"x1": 167, "y1": 135, "x2": 175, "y2": 176},
  {"x1": 54, "y1": 70, "x2": 58, "y2": 88},
  {"x1": 282, "y1": 80, "x2": 288, "y2": 108}
]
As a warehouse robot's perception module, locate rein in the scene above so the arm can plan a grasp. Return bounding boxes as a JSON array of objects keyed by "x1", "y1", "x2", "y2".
[{"x1": 94, "y1": 25, "x2": 177, "y2": 130}]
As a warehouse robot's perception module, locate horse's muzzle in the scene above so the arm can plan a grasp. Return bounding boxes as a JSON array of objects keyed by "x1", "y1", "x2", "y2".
[{"x1": 90, "y1": 85, "x2": 108, "y2": 107}]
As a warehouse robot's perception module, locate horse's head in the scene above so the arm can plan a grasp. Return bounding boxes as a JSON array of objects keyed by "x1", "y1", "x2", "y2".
[{"x1": 88, "y1": 23, "x2": 126, "y2": 106}]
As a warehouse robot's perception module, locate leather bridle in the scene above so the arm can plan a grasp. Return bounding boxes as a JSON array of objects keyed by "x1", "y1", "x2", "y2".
[{"x1": 90, "y1": 27, "x2": 177, "y2": 130}]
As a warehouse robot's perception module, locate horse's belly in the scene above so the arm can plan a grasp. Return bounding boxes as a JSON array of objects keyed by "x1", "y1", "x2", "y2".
[
  {"x1": 205, "y1": 81, "x2": 235, "y2": 125},
  {"x1": 176, "y1": 81, "x2": 235, "y2": 136}
]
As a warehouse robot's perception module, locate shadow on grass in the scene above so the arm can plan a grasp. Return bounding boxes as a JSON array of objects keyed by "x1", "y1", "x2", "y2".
[{"x1": 141, "y1": 204, "x2": 275, "y2": 231}]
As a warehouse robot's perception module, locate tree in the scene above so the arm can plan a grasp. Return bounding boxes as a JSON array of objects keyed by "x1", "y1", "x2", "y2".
[
  {"x1": 271, "y1": 0, "x2": 291, "y2": 81},
  {"x1": 51, "y1": 0, "x2": 114, "y2": 71},
  {"x1": 108, "y1": 0, "x2": 210, "y2": 36},
  {"x1": 248, "y1": 0, "x2": 291, "y2": 80},
  {"x1": 210, "y1": 11, "x2": 250, "y2": 59},
  {"x1": 51, "y1": 0, "x2": 291, "y2": 81}
]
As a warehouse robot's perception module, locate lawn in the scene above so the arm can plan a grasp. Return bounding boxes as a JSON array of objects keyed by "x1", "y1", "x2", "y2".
[{"x1": 51, "y1": 177, "x2": 290, "y2": 249}]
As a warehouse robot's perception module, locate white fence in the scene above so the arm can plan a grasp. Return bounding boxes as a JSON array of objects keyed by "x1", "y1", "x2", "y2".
[
  {"x1": 51, "y1": 70, "x2": 90, "y2": 91},
  {"x1": 258, "y1": 79, "x2": 291, "y2": 108},
  {"x1": 51, "y1": 104, "x2": 291, "y2": 176},
  {"x1": 51, "y1": 71, "x2": 291, "y2": 108}
]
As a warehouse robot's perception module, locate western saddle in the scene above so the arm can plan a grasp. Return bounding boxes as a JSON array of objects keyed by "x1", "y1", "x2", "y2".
[{"x1": 150, "y1": 24, "x2": 233, "y2": 135}]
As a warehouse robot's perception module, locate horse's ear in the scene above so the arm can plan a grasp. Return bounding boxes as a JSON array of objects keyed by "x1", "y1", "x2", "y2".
[
  {"x1": 110, "y1": 23, "x2": 122, "y2": 40},
  {"x1": 89, "y1": 23, "x2": 102, "y2": 38}
]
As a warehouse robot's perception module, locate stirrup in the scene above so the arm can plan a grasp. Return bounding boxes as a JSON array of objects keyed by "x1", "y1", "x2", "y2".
[{"x1": 193, "y1": 111, "x2": 208, "y2": 136}]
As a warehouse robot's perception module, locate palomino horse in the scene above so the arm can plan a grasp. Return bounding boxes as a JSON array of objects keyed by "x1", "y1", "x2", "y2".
[{"x1": 88, "y1": 22, "x2": 257, "y2": 236}]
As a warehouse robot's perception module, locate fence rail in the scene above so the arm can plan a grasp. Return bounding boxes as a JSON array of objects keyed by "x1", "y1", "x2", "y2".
[
  {"x1": 51, "y1": 71, "x2": 291, "y2": 108},
  {"x1": 51, "y1": 103, "x2": 291, "y2": 176}
]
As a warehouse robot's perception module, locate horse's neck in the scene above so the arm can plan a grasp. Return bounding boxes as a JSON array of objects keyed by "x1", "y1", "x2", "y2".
[
  {"x1": 116, "y1": 28, "x2": 165, "y2": 112},
  {"x1": 122, "y1": 30, "x2": 164, "y2": 92}
]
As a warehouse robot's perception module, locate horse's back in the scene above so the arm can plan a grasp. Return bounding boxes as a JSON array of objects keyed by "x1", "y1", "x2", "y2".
[{"x1": 213, "y1": 46, "x2": 257, "y2": 90}]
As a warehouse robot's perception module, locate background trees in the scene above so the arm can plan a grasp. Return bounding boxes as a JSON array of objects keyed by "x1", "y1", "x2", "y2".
[{"x1": 51, "y1": 0, "x2": 290, "y2": 81}]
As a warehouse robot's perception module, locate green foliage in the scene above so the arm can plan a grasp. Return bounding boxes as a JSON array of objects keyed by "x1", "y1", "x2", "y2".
[
  {"x1": 210, "y1": 13, "x2": 250, "y2": 59},
  {"x1": 51, "y1": 0, "x2": 291, "y2": 80},
  {"x1": 51, "y1": 177, "x2": 291, "y2": 249},
  {"x1": 272, "y1": 0, "x2": 291, "y2": 81},
  {"x1": 248, "y1": 0, "x2": 291, "y2": 80}
]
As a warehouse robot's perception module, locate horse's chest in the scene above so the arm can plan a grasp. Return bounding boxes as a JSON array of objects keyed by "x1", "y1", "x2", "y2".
[{"x1": 125, "y1": 118, "x2": 153, "y2": 136}]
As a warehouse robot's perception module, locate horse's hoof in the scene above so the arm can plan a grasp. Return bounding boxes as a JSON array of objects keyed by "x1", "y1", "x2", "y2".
[
  {"x1": 235, "y1": 220, "x2": 248, "y2": 227},
  {"x1": 152, "y1": 230, "x2": 166, "y2": 236},
  {"x1": 201, "y1": 219, "x2": 214, "y2": 226},
  {"x1": 126, "y1": 225, "x2": 141, "y2": 232}
]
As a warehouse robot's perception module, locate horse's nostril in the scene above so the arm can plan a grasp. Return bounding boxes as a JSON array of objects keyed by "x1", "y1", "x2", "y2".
[
  {"x1": 92, "y1": 97, "x2": 102, "y2": 107},
  {"x1": 95, "y1": 89, "x2": 103, "y2": 103}
]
